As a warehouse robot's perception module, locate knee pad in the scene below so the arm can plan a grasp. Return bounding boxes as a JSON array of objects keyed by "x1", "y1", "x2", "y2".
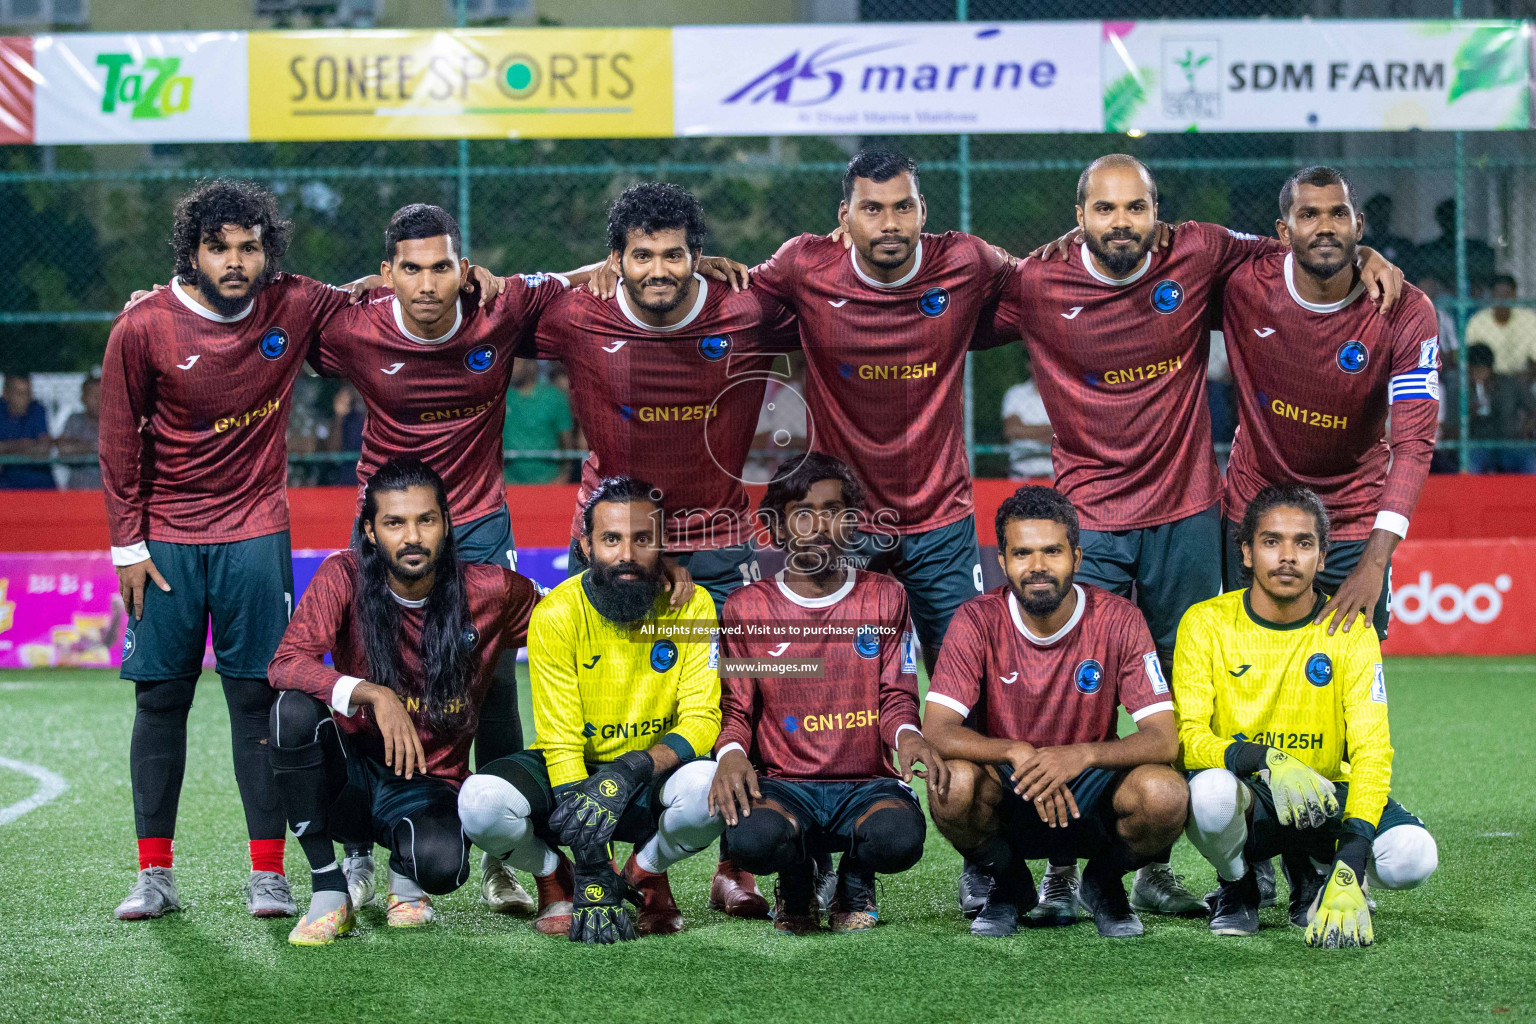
[
  {"x1": 221, "y1": 675, "x2": 276, "y2": 719},
  {"x1": 135, "y1": 677, "x2": 198, "y2": 716},
  {"x1": 1370, "y1": 825, "x2": 1438, "y2": 891},
  {"x1": 851, "y1": 805, "x2": 926, "y2": 874},
  {"x1": 1187, "y1": 769, "x2": 1246, "y2": 833},
  {"x1": 392, "y1": 814, "x2": 471, "y2": 896},
  {"x1": 269, "y1": 691, "x2": 328, "y2": 750},
  {"x1": 457, "y1": 773, "x2": 532, "y2": 846},
  {"x1": 725, "y1": 808, "x2": 800, "y2": 875}
]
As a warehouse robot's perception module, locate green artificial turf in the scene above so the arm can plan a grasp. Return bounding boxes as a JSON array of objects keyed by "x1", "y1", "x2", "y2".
[{"x1": 0, "y1": 659, "x2": 1531, "y2": 1023}]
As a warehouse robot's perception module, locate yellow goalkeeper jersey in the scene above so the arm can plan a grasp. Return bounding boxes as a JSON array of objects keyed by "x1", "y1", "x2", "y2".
[
  {"x1": 1172, "y1": 588, "x2": 1394, "y2": 829},
  {"x1": 529, "y1": 573, "x2": 721, "y2": 787}
]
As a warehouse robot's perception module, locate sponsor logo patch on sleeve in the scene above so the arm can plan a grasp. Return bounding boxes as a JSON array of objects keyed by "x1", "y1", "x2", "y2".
[
  {"x1": 900, "y1": 631, "x2": 917, "y2": 675},
  {"x1": 1371, "y1": 663, "x2": 1388, "y2": 704},
  {"x1": 1144, "y1": 652, "x2": 1169, "y2": 695}
]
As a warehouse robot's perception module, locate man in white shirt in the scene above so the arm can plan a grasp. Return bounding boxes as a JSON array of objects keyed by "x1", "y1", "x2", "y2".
[
  {"x1": 1465, "y1": 275, "x2": 1536, "y2": 376},
  {"x1": 1001, "y1": 376, "x2": 1053, "y2": 479}
]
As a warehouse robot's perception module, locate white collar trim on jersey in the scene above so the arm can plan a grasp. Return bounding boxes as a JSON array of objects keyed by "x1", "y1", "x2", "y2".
[
  {"x1": 1079, "y1": 242, "x2": 1152, "y2": 288},
  {"x1": 775, "y1": 567, "x2": 856, "y2": 608},
  {"x1": 850, "y1": 239, "x2": 923, "y2": 290},
  {"x1": 392, "y1": 296, "x2": 463, "y2": 345},
  {"x1": 172, "y1": 278, "x2": 253, "y2": 323},
  {"x1": 389, "y1": 590, "x2": 428, "y2": 609},
  {"x1": 1283, "y1": 253, "x2": 1367, "y2": 314},
  {"x1": 1008, "y1": 585, "x2": 1086, "y2": 646},
  {"x1": 615, "y1": 273, "x2": 709, "y2": 333}
]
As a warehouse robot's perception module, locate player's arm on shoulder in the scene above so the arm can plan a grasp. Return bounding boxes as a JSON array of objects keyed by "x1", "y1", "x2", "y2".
[
  {"x1": 1170, "y1": 605, "x2": 1232, "y2": 770},
  {"x1": 528, "y1": 598, "x2": 590, "y2": 787}
]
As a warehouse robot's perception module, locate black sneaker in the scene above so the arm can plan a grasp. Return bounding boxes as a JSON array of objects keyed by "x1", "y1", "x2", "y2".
[
  {"x1": 1078, "y1": 863, "x2": 1143, "y2": 938},
  {"x1": 1208, "y1": 868, "x2": 1261, "y2": 936},
  {"x1": 1254, "y1": 857, "x2": 1278, "y2": 908},
  {"x1": 958, "y1": 857, "x2": 994, "y2": 919},
  {"x1": 970, "y1": 864, "x2": 1036, "y2": 938},
  {"x1": 1027, "y1": 865, "x2": 1080, "y2": 926},
  {"x1": 772, "y1": 859, "x2": 821, "y2": 937},
  {"x1": 813, "y1": 849, "x2": 837, "y2": 913},
  {"x1": 828, "y1": 860, "x2": 879, "y2": 933},
  {"x1": 1280, "y1": 852, "x2": 1326, "y2": 928}
]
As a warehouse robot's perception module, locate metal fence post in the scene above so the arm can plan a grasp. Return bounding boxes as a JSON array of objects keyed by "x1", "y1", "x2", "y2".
[
  {"x1": 957, "y1": 0, "x2": 976, "y2": 475},
  {"x1": 456, "y1": 0, "x2": 472, "y2": 257}
]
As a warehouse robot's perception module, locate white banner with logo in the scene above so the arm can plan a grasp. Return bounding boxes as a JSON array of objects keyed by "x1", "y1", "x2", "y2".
[
  {"x1": 673, "y1": 22, "x2": 1102, "y2": 136},
  {"x1": 32, "y1": 32, "x2": 250, "y2": 145},
  {"x1": 1103, "y1": 20, "x2": 1530, "y2": 133}
]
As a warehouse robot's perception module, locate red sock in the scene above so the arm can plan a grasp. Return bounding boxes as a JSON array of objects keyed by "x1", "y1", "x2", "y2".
[
  {"x1": 249, "y1": 838, "x2": 286, "y2": 875},
  {"x1": 138, "y1": 837, "x2": 174, "y2": 871}
]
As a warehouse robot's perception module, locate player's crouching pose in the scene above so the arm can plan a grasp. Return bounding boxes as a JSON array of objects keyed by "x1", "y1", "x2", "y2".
[
  {"x1": 266, "y1": 459, "x2": 540, "y2": 946},
  {"x1": 457, "y1": 478, "x2": 724, "y2": 943},
  {"x1": 709, "y1": 454, "x2": 947, "y2": 935},
  {"x1": 923, "y1": 487, "x2": 1188, "y2": 938},
  {"x1": 1174, "y1": 485, "x2": 1437, "y2": 947}
]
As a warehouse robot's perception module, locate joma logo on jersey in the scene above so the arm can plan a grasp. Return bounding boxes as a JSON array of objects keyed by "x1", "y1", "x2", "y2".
[
  {"x1": 587, "y1": 715, "x2": 676, "y2": 740},
  {"x1": 1102, "y1": 356, "x2": 1182, "y2": 386},
  {"x1": 623, "y1": 404, "x2": 719, "y2": 423},
  {"x1": 1269, "y1": 398, "x2": 1348, "y2": 431},
  {"x1": 801, "y1": 709, "x2": 879, "y2": 733},
  {"x1": 420, "y1": 399, "x2": 495, "y2": 423},
  {"x1": 96, "y1": 55, "x2": 193, "y2": 119},
  {"x1": 214, "y1": 397, "x2": 281, "y2": 433},
  {"x1": 851, "y1": 361, "x2": 937, "y2": 381}
]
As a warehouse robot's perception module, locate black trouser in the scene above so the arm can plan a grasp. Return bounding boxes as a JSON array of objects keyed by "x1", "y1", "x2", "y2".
[{"x1": 268, "y1": 691, "x2": 470, "y2": 896}]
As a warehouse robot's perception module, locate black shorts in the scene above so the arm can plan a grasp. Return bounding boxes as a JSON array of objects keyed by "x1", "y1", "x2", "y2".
[
  {"x1": 565, "y1": 538, "x2": 758, "y2": 615},
  {"x1": 326, "y1": 734, "x2": 466, "y2": 854},
  {"x1": 847, "y1": 514, "x2": 984, "y2": 653},
  {"x1": 454, "y1": 505, "x2": 518, "y2": 570},
  {"x1": 1078, "y1": 504, "x2": 1223, "y2": 671},
  {"x1": 1228, "y1": 774, "x2": 1425, "y2": 865},
  {"x1": 120, "y1": 531, "x2": 294, "y2": 681},
  {"x1": 992, "y1": 763, "x2": 1127, "y2": 862},
  {"x1": 1222, "y1": 518, "x2": 1392, "y2": 641},
  {"x1": 476, "y1": 749, "x2": 682, "y2": 849},
  {"x1": 756, "y1": 777, "x2": 921, "y2": 855}
]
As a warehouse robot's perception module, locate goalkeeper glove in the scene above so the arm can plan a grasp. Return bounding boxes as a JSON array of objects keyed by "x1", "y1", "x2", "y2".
[
  {"x1": 569, "y1": 858, "x2": 638, "y2": 945},
  {"x1": 1305, "y1": 860, "x2": 1374, "y2": 949},
  {"x1": 548, "y1": 750, "x2": 655, "y2": 862},
  {"x1": 1265, "y1": 748, "x2": 1338, "y2": 829}
]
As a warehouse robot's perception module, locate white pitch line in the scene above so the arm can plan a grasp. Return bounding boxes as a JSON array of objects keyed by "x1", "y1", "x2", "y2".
[{"x1": 0, "y1": 755, "x2": 68, "y2": 826}]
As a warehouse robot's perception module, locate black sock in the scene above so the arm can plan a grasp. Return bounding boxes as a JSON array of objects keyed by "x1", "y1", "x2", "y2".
[
  {"x1": 311, "y1": 863, "x2": 347, "y2": 894},
  {"x1": 221, "y1": 675, "x2": 285, "y2": 841},
  {"x1": 130, "y1": 677, "x2": 198, "y2": 839},
  {"x1": 268, "y1": 736, "x2": 337, "y2": 872}
]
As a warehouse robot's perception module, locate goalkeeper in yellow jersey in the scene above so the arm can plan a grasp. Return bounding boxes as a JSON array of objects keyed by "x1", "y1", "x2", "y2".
[
  {"x1": 1173, "y1": 485, "x2": 1437, "y2": 947},
  {"x1": 457, "y1": 477, "x2": 724, "y2": 943}
]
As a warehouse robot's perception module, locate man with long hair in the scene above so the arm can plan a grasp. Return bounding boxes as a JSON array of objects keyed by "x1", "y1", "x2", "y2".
[
  {"x1": 266, "y1": 458, "x2": 539, "y2": 946},
  {"x1": 457, "y1": 476, "x2": 724, "y2": 943}
]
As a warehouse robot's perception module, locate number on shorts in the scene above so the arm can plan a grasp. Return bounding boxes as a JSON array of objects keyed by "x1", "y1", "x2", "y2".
[
  {"x1": 972, "y1": 564, "x2": 983, "y2": 592},
  {"x1": 738, "y1": 561, "x2": 762, "y2": 586},
  {"x1": 505, "y1": 549, "x2": 517, "y2": 571}
]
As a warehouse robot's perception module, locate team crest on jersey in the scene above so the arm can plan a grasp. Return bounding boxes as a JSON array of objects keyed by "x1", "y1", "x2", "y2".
[
  {"x1": 650, "y1": 639, "x2": 679, "y2": 673},
  {"x1": 461, "y1": 625, "x2": 479, "y2": 650},
  {"x1": 854, "y1": 626, "x2": 881, "y2": 659},
  {"x1": 1305, "y1": 652, "x2": 1334, "y2": 686},
  {"x1": 518, "y1": 272, "x2": 551, "y2": 288},
  {"x1": 121, "y1": 627, "x2": 136, "y2": 661},
  {"x1": 464, "y1": 344, "x2": 497, "y2": 374},
  {"x1": 258, "y1": 326, "x2": 290, "y2": 360},
  {"x1": 1150, "y1": 280, "x2": 1184, "y2": 314},
  {"x1": 1074, "y1": 659, "x2": 1104, "y2": 694},
  {"x1": 917, "y1": 287, "x2": 951, "y2": 318},
  {"x1": 698, "y1": 334, "x2": 732, "y2": 361},
  {"x1": 1337, "y1": 340, "x2": 1369, "y2": 374}
]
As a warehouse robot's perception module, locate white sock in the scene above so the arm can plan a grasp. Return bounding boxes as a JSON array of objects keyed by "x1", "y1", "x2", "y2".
[
  {"x1": 389, "y1": 867, "x2": 426, "y2": 903},
  {"x1": 458, "y1": 773, "x2": 560, "y2": 877},
  {"x1": 1369, "y1": 825, "x2": 1438, "y2": 890},
  {"x1": 636, "y1": 760, "x2": 724, "y2": 874},
  {"x1": 1185, "y1": 769, "x2": 1252, "y2": 882}
]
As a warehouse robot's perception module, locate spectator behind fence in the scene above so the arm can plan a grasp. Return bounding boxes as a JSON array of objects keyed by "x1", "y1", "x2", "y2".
[
  {"x1": 502, "y1": 358, "x2": 573, "y2": 484},
  {"x1": 1001, "y1": 374, "x2": 1053, "y2": 479},
  {"x1": 56, "y1": 376, "x2": 103, "y2": 490},
  {"x1": 0, "y1": 372, "x2": 54, "y2": 490},
  {"x1": 1362, "y1": 193, "x2": 1415, "y2": 268},
  {"x1": 1440, "y1": 342, "x2": 1536, "y2": 474},
  {"x1": 318, "y1": 383, "x2": 365, "y2": 487},
  {"x1": 1415, "y1": 197, "x2": 1497, "y2": 293},
  {"x1": 1465, "y1": 275, "x2": 1536, "y2": 378}
]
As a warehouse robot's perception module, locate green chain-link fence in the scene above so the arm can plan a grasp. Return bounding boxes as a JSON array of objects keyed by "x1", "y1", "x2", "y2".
[{"x1": 1, "y1": 0, "x2": 1532, "y2": 479}]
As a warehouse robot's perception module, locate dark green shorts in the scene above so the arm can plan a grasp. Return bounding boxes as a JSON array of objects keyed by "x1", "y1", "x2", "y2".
[
  {"x1": 1229, "y1": 774, "x2": 1425, "y2": 864},
  {"x1": 120, "y1": 531, "x2": 294, "y2": 682},
  {"x1": 475, "y1": 749, "x2": 684, "y2": 849},
  {"x1": 454, "y1": 505, "x2": 518, "y2": 570},
  {"x1": 849, "y1": 514, "x2": 983, "y2": 653},
  {"x1": 1078, "y1": 504, "x2": 1222, "y2": 673},
  {"x1": 565, "y1": 539, "x2": 758, "y2": 616},
  {"x1": 993, "y1": 764, "x2": 1129, "y2": 862},
  {"x1": 1222, "y1": 519, "x2": 1391, "y2": 641}
]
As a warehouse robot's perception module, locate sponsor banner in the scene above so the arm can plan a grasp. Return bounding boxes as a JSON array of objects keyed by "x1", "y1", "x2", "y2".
[
  {"x1": 248, "y1": 28, "x2": 672, "y2": 141},
  {"x1": 673, "y1": 22, "x2": 1102, "y2": 136},
  {"x1": 32, "y1": 32, "x2": 249, "y2": 144},
  {"x1": 1381, "y1": 539, "x2": 1536, "y2": 656},
  {"x1": 1103, "y1": 20, "x2": 1531, "y2": 132},
  {"x1": 0, "y1": 37, "x2": 34, "y2": 143}
]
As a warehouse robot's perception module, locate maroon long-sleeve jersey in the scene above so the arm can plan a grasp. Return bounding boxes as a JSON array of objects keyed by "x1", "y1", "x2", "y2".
[
  {"x1": 716, "y1": 568, "x2": 920, "y2": 781},
  {"x1": 99, "y1": 276, "x2": 352, "y2": 552},
  {"x1": 529, "y1": 277, "x2": 798, "y2": 551},
  {"x1": 752, "y1": 232, "x2": 1014, "y2": 535},
  {"x1": 926, "y1": 584, "x2": 1171, "y2": 747},
  {"x1": 993, "y1": 224, "x2": 1284, "y2": 531},
  {"x1": 314, "y1": 274, "x2": 568, "y2": 525},
  {"x1": 1221, "y1": 254, "x2": 1441, "y2": 541},
  {"x1": 267, "y1": 549, "x2": 539, "y2": 785}
]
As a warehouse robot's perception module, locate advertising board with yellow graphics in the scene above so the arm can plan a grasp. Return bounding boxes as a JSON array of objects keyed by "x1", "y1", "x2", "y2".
[{"x1": 247, "y1": 28, "x2": 672, "y2": 141}]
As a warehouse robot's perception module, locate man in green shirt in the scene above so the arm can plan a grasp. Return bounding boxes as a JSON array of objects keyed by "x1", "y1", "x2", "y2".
[{"x1": 503, "y1": 359, "x2": 575, "y2": 484}]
